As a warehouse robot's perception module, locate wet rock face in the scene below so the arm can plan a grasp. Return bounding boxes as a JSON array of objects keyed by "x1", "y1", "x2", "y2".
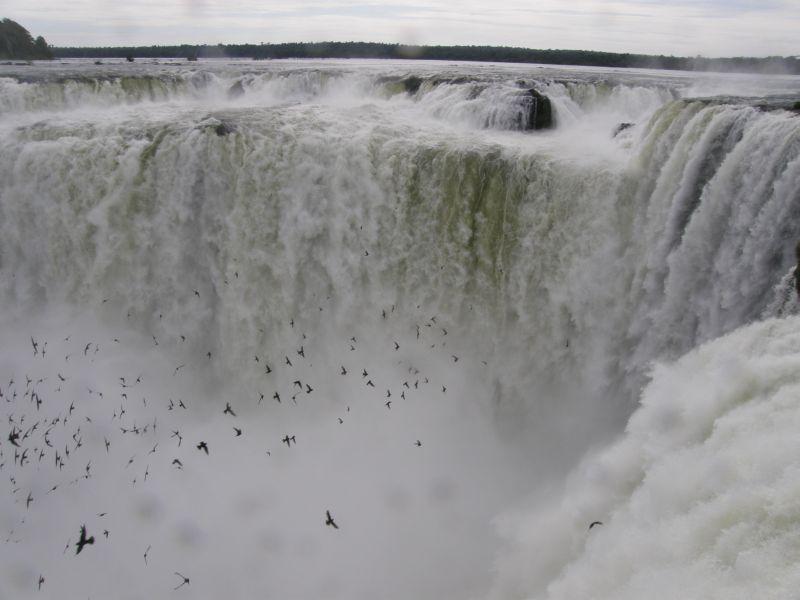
[
  {"x1": 214, "y1": 122, "x2": 234, "y2": 136},
  {"x1": 525, "y1": 88, "x2": 553, "y2": 130},
  {"x1": 613, "y1": 122, "x2": 635, "y2": 137},
  {"x1": 227, "y1": 80, "x2": 245, "y2": 99},
  {"x1": 401, "y1": 76, "x2": 423, "y2": 94}
]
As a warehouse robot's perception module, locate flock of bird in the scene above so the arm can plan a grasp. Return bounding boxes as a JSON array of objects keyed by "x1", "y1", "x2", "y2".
[{"x1": 2, "y1": 288, "x2": 476, "y2": 595}]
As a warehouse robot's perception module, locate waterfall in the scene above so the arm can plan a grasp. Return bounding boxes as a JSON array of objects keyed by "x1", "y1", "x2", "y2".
[{"x1": 1, "y1": 60, "x2": 798, "y2": 600}]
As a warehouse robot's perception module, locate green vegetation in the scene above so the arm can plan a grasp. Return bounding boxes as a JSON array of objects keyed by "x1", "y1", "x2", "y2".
[
  {"x1": 51, "y1": 41, "x2": 800, "y2": 75},
  {"x1": 0, "y1": 18, "x2": 53, "y2": 60}
]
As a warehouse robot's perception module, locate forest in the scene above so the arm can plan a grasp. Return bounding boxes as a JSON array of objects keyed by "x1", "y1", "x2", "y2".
[
  {"x1": 0, "y1": 18, "x2": 52, "y2": 60},
  {"x1": 51, "y1": 41, "x2": 800, "y2": 74}
]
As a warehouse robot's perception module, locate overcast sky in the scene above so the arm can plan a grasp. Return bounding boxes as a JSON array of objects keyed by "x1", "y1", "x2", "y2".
[{"x1": 3, "y1": 0, "x2": 800, "y2": 57}]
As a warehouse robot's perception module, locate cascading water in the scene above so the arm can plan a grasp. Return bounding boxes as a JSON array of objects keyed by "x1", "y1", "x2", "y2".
[{"x1": 1, "y1": 59, "x2": 799, "y2": 599}]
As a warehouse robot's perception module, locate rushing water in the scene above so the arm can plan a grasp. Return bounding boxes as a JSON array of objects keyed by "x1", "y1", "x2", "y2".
[{"x1": 1, "y1": 58, "x2": 799, "y2": 599}]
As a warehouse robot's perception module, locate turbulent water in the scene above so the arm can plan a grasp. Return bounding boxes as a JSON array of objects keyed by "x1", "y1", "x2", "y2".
[{"x1": 1, "y1": 58, "x2": 799, "y2": 599}]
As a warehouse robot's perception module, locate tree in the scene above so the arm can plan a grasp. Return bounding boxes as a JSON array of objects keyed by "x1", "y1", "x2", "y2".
[{"x1": 0, "y1": 18, "x2": 53, "y2": 59}]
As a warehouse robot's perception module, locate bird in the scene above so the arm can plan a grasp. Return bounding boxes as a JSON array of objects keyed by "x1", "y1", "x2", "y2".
[
  {"x1": 282, "y1": 435, "x2": 296, "y2": 447},
  {"x1": 233, "y1": 427, "x2": 242, "y2": 437},
  {"x1": 589, "y1": 521, "x2": 603, "y2": 530},
  {"x1": 38, "y1": 575, "x2": 44, "y2": 590},
  {"x1": 143, "y1": 545, "x2": 151, "y2": 565},
  {"x1": 415, "y1": 440, "x2": 422, "y2": 447},
  {"x1": 174, "y1": 572, "x2": 190, "y2": 590},
  {"x1": 325, "y1": 510, "x2": 339, "y2": 529},
  {"x1": 223, "y1": 402, "x2": 236, "y2": 417},
  {"x1": 172, "y1": 459, "x2": 183, "y2": 469},
  {"x1": 75, "y1": 525, "x2": 94, "y2": 554},
  {"x1": 340, "y1": 366, "x2": 347, "y2": 375},
  {"x1": 197, "y1": 441, "x2": 209, "y2": 454}
]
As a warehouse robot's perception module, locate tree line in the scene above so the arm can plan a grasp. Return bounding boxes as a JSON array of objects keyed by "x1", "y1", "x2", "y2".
[
  {"x1": 2, "y1": 17, "x2": 796, "y2": 76},
  {"x1": 50, "y1": 41, "x2": 800, "y2": 75},
  {"x1": 0, "y1": 18, "x2": 52, "y2": 60}
]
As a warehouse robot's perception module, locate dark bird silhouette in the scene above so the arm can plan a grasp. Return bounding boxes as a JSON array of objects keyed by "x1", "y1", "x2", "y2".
[
  {"x1": 144, "y1": 545, "x2": 151, "y2": 564},
  {"x1": 305, "y1": 384, "x2": 313, "y2": 394},
  {"x1": 172, "y1": 459, "x2": 183, "y2": 469},
  {"x1": 264, "y1": 363, "x2": 272, "y2": 374},
  {"x1": 8, "y1": 429, "x2": 20, "y2": 447},
  {"x1": 589, "y1": 521, "x2": 603, "y2": 530},
  {"x1": 297, "y1": 346, "x2": 305, "y2": 358},
  {"x1": 325, "y1": 510, "x2": 339, "y2": 529},
  {"x1": 38, "y1": 574, "x2": 44, "y2": 590},
  {"x1": 197, "y1": 441, "x2": 209, "y2": 454},
  {"x1": 415, "y1": 440, "x2": 422, "y2": 446},
  {"x1": 282, "y1": 435, "x2": 296, "y2": 447},
  {"x1": 223, "y1": 402, "x2": 236, "y2": 417},
  {"x1": 273, "y1": 392, "x2": 281, "y2": 403},
  {"x1": 285, "y1": 356, "x2": 293, "y2": 366},
  {"x1": 233, "y1": 427, "x2": 242, "y2": 436},
  {"x1": 366, "y1": 380, "x2": 375, "y2": 387},
  {"x1": 75, "y1": 525, "x2": 94, "y2": 554},
  {"x1": 452, "y1": 355, "x2": 459, "y2": 362},
  {"x1": 174, "y1": 572, "x2": 190, "y2": 589},
  {"x1": 340, "y1": 366, "x2": 347, "y2": 375},
  {"x1": 394, "y1": 341, "x2": 399, "y2": 350}
]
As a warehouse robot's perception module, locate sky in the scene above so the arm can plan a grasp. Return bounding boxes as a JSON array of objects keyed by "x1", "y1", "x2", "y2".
[{"x1": 2, "y1": 0, "x2": 800, "y2": 58}]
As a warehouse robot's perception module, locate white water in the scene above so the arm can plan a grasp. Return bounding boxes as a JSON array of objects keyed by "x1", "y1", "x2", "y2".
[{"x1": 1, "y1": 59, "x2": 799, "y2": 599}]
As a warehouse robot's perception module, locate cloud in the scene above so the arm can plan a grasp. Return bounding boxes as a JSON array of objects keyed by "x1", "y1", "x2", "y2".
[{"x1": 4, "y1": 0, "x2": 800, "y2": 56}]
